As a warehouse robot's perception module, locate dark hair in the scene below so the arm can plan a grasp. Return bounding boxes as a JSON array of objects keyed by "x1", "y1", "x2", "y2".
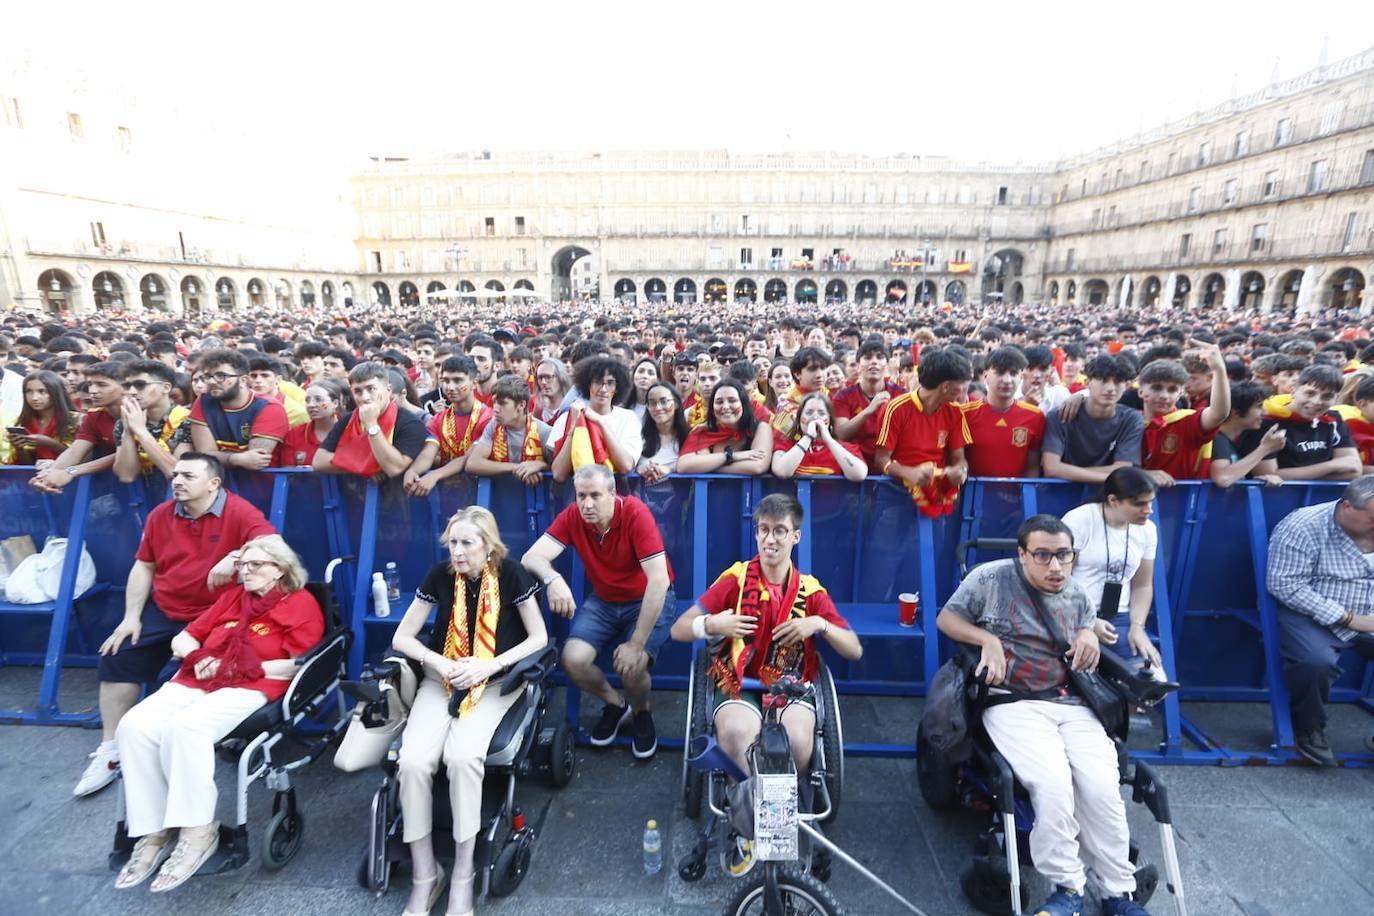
[
  {"x1": 1022, "y1": 345, "x2": 1055, "y2": 370},
  {"x1": 83, "y1": 360, "x2": 126, "y2": 383},
  {"x1": 1017, "y1": 514, "x2": 1074, "y2": 549},
  {"x1": 1084, "y1": 355, "x2": 1134, "y2": 383},
  {"x1": 122, "y1": 359, "x2": 177, "y2": 385},
  {"x1": 306, "y1": 376, "x2": 351, "y2": 412},
  {"x1": 705, "y1": 377, "x2": 759, "y2": 438},
  {"x1": 572, "y1": 356, "x2": 630, "y2": 403},
  {"x1": 322, "y1": 347, "x2": 358, "y2": 370},
  {"x1": 789, "y1": 346, "x2": 832, "y2": 378},
  {"x1": 198, "y1": 348, "x2": 248, "y2": 376},
  {"x1": 439, "y1": 354, "x2": 479, "y2": 377},
  {"x1": 916, "y1": 348, "x2": 974, "y2": 389},
  {"x1": 346, "y1": 361, "x2": 389, "y2": 387},
  {"x1": 1100, "y1": 466, "x2": 1158, "y2": 504},
  {"x1": 491, "y1": 374, "x2": 531, "y2": 406},
  {"x1": 1137, "y1": 359, "x2": 1188, "y2": 387},
  {"x1": 247, "y1": 354, "x2": 283, "y2": 376},
  {"x1": 1229, "y1": 381, "x2": 1269, "y2": 416},
  {"x1": 754, "y1": 493, "x2": 803, "y2": 529},
  {"x1": 984, "y1": 346, "x2": 1028, "y2": 374},
  {"x1": 1296, "y1": 363, "x2": 1343, "y2": 396},
  {"x1": 856, "y1": 339, "x2": 889, "y2": 361},
  {"x1": 17, "y1": 370, "x2": 75, "y2": 435},
  {"x1": 640, "y1": 382, "x2": 689, "y2": 457},
  {"x1": 176, "y1": 450, "x2": 225, "y2": 483},
  {"x1": 294, "y1": 340, "x2": 325, "y2": 360}
]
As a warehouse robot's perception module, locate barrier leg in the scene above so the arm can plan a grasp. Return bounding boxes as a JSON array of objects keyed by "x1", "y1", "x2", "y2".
[{"x1": 1246, "y1": 486, "x2": 1296, "y2": 754}]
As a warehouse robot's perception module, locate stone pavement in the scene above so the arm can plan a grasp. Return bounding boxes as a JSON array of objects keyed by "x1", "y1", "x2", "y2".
[{"x1": 4, "y1": 667, "x2": 1374, "y2": 915}]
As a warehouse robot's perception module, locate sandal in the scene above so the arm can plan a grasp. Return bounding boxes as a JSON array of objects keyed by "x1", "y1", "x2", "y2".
[
  {"x1": 150, "y1": 823, "x2": 220, "y2": 893},
  {"x1": 402, "y1": 863, "x2": 448, "y2": 916},
  {"x1": 114, "y1": 831, "x2": 173, "y2": 889}
]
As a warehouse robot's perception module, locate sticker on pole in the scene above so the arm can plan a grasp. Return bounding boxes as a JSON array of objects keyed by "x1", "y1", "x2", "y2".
[{"x1": 753, "y1": 772, "x2": 799, "y2": 861}]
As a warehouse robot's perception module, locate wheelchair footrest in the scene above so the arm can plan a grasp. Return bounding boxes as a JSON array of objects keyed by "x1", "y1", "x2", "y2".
[
  {"x1": 108, "y1": 819, "x2": 134, "y2": 871},
  {"x1": 199, "y1": 824, "x2": 252, "y2": 875}
]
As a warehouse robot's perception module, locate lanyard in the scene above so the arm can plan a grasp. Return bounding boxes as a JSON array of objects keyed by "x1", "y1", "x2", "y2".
[{"x1": 1101, "y1": 504, "x2": 1130, "y2": 584}]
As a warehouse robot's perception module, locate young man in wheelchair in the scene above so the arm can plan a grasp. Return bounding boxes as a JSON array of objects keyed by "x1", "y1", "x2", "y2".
[
  {"x1": 936, "y1": 514, "x2": 1149, "y2": 916},
  {"x1": 670, "y1": 493, "x2": 862, "y2": 873}
]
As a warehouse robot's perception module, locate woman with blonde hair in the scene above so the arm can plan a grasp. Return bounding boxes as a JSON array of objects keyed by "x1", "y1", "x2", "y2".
[
  {"x1": 114, "y1": 534, "x2": 323, "y2": 893},
  {"x1": 390, "y1": 506, "x2": 548, "y2": 916}
]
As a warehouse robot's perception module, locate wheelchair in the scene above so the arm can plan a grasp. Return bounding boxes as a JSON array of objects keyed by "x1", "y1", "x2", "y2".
[
  {"x1": 916, "y1": 539, "x2": 1189, "y2": 916},
  {"x1": 109, "y1": 557, "x2": 355, "y2": 874},
  {"x1": 347, "y1": 641, "x2": 576, "y2": 901}
]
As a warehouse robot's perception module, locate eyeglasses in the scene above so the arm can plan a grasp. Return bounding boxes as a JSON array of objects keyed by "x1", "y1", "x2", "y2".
[
  {"x1": 235, "y1": 559, "x2": 278, "y2": 572},
  {"x1": 204, "y1": 371, "x2": 240, "y2": 384},
  {"x1": 535, "y1": 373, "x2": 557, "y2": 382},
  {"x1": 592, "y1": 378, "x2": 617, "y2": 391},
  {"x1": 647, "y1": 397, "x2": 676, "y2": 408},
  {"x1": 755, "y1": 524, "x2": 796, "y2": 541},
  {"x1": 125, "y1": 379, "x2": 161, "y2": 391},
  {"x1": 1026, "y1": 549, "x2": 1078, "y2": 566}
]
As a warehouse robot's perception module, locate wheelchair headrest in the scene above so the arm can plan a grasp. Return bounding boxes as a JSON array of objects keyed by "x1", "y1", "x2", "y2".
[{"x1": 956, "y1": 538, "x2": 1019, "y2": 579}]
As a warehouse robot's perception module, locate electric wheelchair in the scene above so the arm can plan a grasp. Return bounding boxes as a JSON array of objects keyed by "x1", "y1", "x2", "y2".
[
  {"x1": 109, "y1": 557, "x2": 354, "y2": 874},
  {"x1": 916, "y1": 539, "x2": 1189, "y2": 916},
  {"x1": 346, "y1": 640, "x2": 576, "y2": 901}
]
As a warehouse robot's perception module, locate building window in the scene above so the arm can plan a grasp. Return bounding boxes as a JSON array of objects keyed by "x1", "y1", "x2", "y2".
[
  {"x1": 1307, "y1": 159, "x2": 1329, "y2": 193},
  {"x1": 1232, "y1": 129, "x2": 1250, "y2": 158},
  {"x1": 1091, "y1": 208, "x2": 1102, "y2": 228},
  {"x1": 1222, "y1": 179, "x2": 1238, "y2": 205},
  {"x1": 957, "y1": 185, "x2": 973, "y2": 204},
  {"x1": 1198, "y1": 141, "x2": 1211, "y2": 166},
  {"x1": 484, "y1": 217, "x2": 495, "y2": 236},
  {"x1": 517, "y1": 248, "x2": 528, "y2": 267},
  {"x1": 370, "y1": 251, "x2": 382, "y2": 272},
  {"x1": 1251, "y1": 223, "x2": 1268, "y2": 252},
  {"x1": 1274, "y1": 117, "x2": 1294, "y2": 146},
  {"x1": 895, "y1": 186, "x2": 909, "y2": 205},
  {"x1": 1139, "y1": 160, "x2": 1150, "y2": 182},
  {"x1": 514, "y1": 216, "x2": 526, "y2": 235},
  {"x1": 2, "y1": 96, "x2": 20, "y2": 128},
  {"x1": 390, "y1": 186, "x2": 405, "y2": 207},
  {"x1": 740, "y1": 247, "x2": 753, "y2": 266},
  {"x1": 116, "y1": 126, "x2": 131, "y2": 151},
  {"x1": 1360, "y1": 150, "x2": 1374, "y2": 185},
  {"x1": 1107, "y1": 204, "x2": 1116, "y2": 224},
  {"x1": 1213, "y1": 228, "x2": 1229, "y2": 254},
  {"x1": 1187, "y1": 187, "x2": 1201, "y2": 212},
  {"x1": 90, "y1": 222, "x2": 106, "y2": 249},
  {"x1": 1319, "y1": 100, "x2": 1346, "y2": 135},
  {"x1": 1343, "y1": 213, "x2": 1360, "y2": 250},
  {"x1": 66, "y1": 112, "x2": 83, "y2": 138},
  {"x1": 1179, "y1": 234, "x2": 1191, "y2": 258},
  {"x1": 1065, "y1": 249, "x2": 1076, "y2": 271},
  {"x1": 1113, "y1": 170, "x2": 1124, "y2": 188},
  {"x1": 740, "y1": 214, "x2": 753, "y2": 234},
  {"x1": 864, "y1": 183, "x2": 879, "y2": 203},
  {"x1": 1263, "y1": 170, "x2": 1279, "y2": 197},
  {"x1": 997, "y1": 186, "x2": 1009, "y2": 205},
  {"x1": 707, "y1": 247, "x2": 723, "y2": 268},
  {"x1": 1166, "y1": 151, "x2": 1178, "y2": 174},
  {"x1": 710, "y1": 214, "x2": 724, "y2": 233}
]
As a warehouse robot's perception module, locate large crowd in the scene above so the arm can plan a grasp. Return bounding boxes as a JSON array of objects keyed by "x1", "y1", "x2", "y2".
[{"x1": 4, "y1": 294, "x2": 1374, "y2": 916}]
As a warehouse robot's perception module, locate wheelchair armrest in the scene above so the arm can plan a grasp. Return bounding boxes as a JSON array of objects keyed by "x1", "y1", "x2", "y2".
[
  {"x1": 1097, "y1": 648, "x2": 1179, "y2": 706},
  {"x1": 498, "y1": 642, "x2": 558, "y2": 696}
]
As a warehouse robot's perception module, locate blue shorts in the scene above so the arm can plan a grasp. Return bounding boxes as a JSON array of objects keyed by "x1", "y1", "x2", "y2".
[
  {"x1": 568, "y1": 588, "x2": 675, "y2": 666},
  {"x1": 97, "y1": 601, "x2": 182, "y2": 685}
]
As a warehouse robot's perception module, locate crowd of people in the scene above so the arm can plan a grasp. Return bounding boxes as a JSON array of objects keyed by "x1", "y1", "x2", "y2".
[{"x1": 5, "y1": 294, "x2": 1374, "y2": 915}]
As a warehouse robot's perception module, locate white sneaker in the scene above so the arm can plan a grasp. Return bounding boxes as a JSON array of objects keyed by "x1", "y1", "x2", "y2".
[{"x1": 74, "y1": 744, "x2": 120, "y2": 797}]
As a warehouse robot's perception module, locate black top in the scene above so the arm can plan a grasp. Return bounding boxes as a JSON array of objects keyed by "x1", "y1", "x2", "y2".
[
  {"x1": 1240, "y1": 413, "x2": 1354, "y2": 468},
  {"x1": 320, "y1": 407, "x2": 429, "y2": 460},
  {"x1": 414, "y1": 558, "x2": 539, "y2": 658}
]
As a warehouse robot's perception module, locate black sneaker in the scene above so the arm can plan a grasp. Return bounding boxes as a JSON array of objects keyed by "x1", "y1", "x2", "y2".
[
  {"x1": 1295, "y1": 728, "x2": 1336, "y2": 767},
  {"x1": 589, "y1": 703, "x2": 630, "y2": 746},
  {"x1": 631, "y1": 709, "x2": 657, "y2": 759}
]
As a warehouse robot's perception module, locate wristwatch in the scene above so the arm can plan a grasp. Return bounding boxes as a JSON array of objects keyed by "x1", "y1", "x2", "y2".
[
  {"x1": 723, "y1": 447, "x2": 735, "y2": 464},
  {"x1": 366, "y1": 424, "x2": 382, "y2": 436},
  {"x1": 541, "y1": 572, "x2": 562, "y2": 587}
]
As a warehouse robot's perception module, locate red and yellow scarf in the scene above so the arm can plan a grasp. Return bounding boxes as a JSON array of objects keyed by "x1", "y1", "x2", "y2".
[
  {"x1": 899, "y1": 463, "x2": 961, "y2": 518},
  {"x1": 443, "y1": 565, "x2": 501, "y2": 716},
  {"x1": 707, "y1": 557, "x2": 825, "y2": 699},
  {"x1": 553, "y1": 411, "x2": 614, "y2": 471},
  {"x1": 683, "y1": 390, "x2": 707, "y2": 429},
  {"x1": 437, "y1": 404, "x2": 489, "y2": 462},
  {"x1": 491, "y1": 414, "x2": 542, "y2": 463},
  {"x1": 331, "y1": 402, "x2": 399, "y2": 477}
]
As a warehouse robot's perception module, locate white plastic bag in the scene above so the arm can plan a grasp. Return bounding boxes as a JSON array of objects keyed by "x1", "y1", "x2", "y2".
[{"x1": 3, "y1": 537, "x2": 96, "y2": 604}]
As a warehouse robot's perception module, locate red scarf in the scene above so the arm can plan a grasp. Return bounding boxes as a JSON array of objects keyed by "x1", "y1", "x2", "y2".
[
  {"x1": 331, "y1": 402, "x2": 399, "y2": 477},
  {"x1": 898, "y1": 464, "x2": 961, "y2": 518},
  {"x1": 491, "y1": 414, "x2": 542, "y2": 463},
  {"x1": 437, "y1": 403, "x2": 489, "y2": 462},
  {"x1": 682, "y1": 425, "x2": 747, "y2": 455},
  {"x1": 707, "y1": 558, "x2": 821, "y2": 699},
  {"x1": 553, "y1": 411, "x2": 613, "y2": 470},
  {"x1": 181, "y1": 586, "x2": 282, "y2": 692}
]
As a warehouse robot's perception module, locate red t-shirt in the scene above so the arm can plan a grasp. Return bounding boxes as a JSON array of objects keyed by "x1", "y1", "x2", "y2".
[
  {"x1": 425, "y1": 405, "x2": 492, "y2": 462},
  {"x1": 189, "y1": 394, "x2": 290, "y2": 451},
  {"x1": 1348, "y1": 415, "x2": 1374, "y2": 466},
  {"x1": 75, "y1": 407, "x2": 119, "y2": 454},
  {"x1": 172, "y1": 586, "x2": 324, "y2": 700},
  {"x1": 1142, "y1": 409, "x2": 1215, "y2": 480},
  {"x1": 697, "y1": 570, "x2": 849, "y2": 680},
  {"x1": 545, "y1": 496, "x2": 673, "y2": 601},
  {"x1": 875, "y1": 391, "x2": 970, "y2": 469},
  {"x1": 832, "y1": 381, "x2": 908, "y2": 466},
  {"x1": 962, "y1": 399, "x2": 1045, "y2": 478},
  {"x1": 771, "y1": 437, "x2": 864, "y2": 475},
  {"x1": 274, "y1": 421, "x2": 327, "y2": 468},
  {"x1": 135, "y1": 491, "x2": 277, "y2": 621}
]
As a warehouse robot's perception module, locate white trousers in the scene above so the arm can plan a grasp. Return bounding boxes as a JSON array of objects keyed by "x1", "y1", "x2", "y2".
[
  {"x1": 116, "y1": 681, "x2": 266, "y2": 837},
  {"x1": 397, "y1": 673, "x2": 522, "y2": 844},
  {"x1": 983, "y1": 700, "x2": 1136, "y2": 896}
]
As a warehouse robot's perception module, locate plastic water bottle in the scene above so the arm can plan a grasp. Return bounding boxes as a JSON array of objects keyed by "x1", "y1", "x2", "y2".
[
  {"x1": 384, "y1": 562, "x2": 400, "y2": 601},
  {"x1": 371, "y1": 571, "x2": 391, "y2": 618},
  {"x1": 642, "y1": 819, "x2": 662, "y2": 875}
]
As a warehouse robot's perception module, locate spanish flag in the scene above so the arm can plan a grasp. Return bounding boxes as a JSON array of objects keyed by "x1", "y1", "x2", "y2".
[
  {"x1": 556, "y1": 412, "x2": 615, "y2": 472},
  {"x1": 948, "y1": 261, "x2": 972, "y2": 274}
]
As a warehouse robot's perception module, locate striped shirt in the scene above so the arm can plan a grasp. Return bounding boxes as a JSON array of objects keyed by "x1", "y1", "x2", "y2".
[{"x1": 1266, "y1": 500, "x2": 1374, "y2": 642}]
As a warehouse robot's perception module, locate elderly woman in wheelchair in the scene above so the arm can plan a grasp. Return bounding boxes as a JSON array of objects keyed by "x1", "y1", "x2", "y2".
[
  {"x1": 670, "y1": 494, "x2": 862, "y2": 877},
  {"x1": 114, "y1": 534, "x2": 323, "y2": 892},
  {"x1": 388, "y1": 506, "x2": 548, "y2": 916}
]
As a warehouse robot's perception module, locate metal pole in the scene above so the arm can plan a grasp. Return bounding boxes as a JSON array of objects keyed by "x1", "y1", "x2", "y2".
[{"x1": 798, "y1": 823, "x2": 929, "y2": 915}]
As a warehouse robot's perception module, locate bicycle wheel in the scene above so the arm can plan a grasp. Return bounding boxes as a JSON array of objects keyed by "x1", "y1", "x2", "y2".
[{"x1": 723, "y1": 867, "x2": 846, "y2": 916}]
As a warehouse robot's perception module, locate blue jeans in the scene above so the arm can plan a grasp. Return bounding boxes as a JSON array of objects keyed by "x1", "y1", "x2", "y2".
[{"x1": 568, "y1": 588, "x2": 675, "y2": 666}]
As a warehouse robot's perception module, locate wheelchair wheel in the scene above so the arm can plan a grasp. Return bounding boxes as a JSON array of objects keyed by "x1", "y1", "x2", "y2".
[
  {"x1": 548, "y1": 721, "x2": 576, "y2": 788},
  {"x1": 816, "y1": 664, "x2": 843, "y2": 823},
  {"x1": 682, "y1": 650, "x2": 711, "y2": 819},
  {"x1": 362, "y1": 782, "x2": 397, "y2": 893},
  {"x1": 723, "y1": 866, "x2": 845, "y2": 916},
  {"x1": 915, "y1": 721, "x2": 958, "y2": 810},
  {"x1": 959, "y1": 854, "x2": 1028, "y2": 916},
  {"x1": 261, "y1": 809, "x2": 305, "y2": 871},
  {"x1": 488, "y1": 829, "x2": 534, "y2": 898}
]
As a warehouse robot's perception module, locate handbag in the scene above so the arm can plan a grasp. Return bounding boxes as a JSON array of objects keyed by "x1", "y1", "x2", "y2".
[
  {"x1": 920, "y1": 657, "x2": 975, "y2": 762},
  {"x1": 1014, "y1": 562, "x2": 1130, "y2": 738},
  {"x1": 333, "y1": 659, "x2": 419, "y2": 772}
]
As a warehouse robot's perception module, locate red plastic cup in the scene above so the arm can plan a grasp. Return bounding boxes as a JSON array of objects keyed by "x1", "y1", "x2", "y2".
[{"x1": 898, "y1": 592, "x2": 920, "y2": 627}]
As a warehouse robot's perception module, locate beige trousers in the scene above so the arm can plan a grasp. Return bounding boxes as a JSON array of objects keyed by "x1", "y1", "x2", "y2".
[{"x1": 397, "y1": 672, "x2": 523, "y2": 843}]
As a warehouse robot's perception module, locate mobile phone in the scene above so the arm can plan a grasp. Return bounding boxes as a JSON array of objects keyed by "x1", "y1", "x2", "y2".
[{"x1": 5, "y1": 427, "x2": 28, "y2": 438}]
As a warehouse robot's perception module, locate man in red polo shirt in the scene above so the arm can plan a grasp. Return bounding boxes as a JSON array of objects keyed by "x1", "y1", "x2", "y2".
[
  {"x1": 1139, "y1": 344, "x2": 1230, "y2": 485},
  {"x1": 963, "y1": 346, "x2": 1045, "y2": 478},
  {"x1": 875, "y1": 348, "x2": 973, "y2": 517},
  {"x1": 833, "y1": 339, "x2": 907, "y2": 471},
  {"x1": 29, "y1": 360, "x2": 125, "y2": 494},
  {"x1": 75, "y1": 452, "x2": 275, "y2": 798},
  {"x1": 522, "y1": 464, "x2": 674, "y2": 759}
]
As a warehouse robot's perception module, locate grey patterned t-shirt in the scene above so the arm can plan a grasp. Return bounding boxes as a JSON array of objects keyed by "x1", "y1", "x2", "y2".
[{"x1": 943, "y1": 558, "x2": 1096, "y2": 695}]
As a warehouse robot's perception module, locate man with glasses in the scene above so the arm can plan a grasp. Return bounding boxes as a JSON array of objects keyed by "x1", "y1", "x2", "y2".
[
  {"x1": 938, "y1": 515, "x2": 1147, "y2": 916},
  {"x1": 112, "y1": 360, "x2": 193, "y2": 482},
  {"x1": 29, "y1": 360, "x2": 126, "y2": 494},
  {"x1": 522, "y1": 464, "x2": 674, "y2": 758},
  {"x1": 75, "y1": 452, "x2": 275, "y2": 798},
  {"x1": 187, "y1": 349, "x2": 289, "y2": 471}
]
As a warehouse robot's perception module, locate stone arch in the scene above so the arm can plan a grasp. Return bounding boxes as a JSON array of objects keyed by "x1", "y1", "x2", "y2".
[
  {"x1": 1330, "y1": 267, "x2": 1366, "y2": 311},
  {"x1": 703, "y1": 278, "x2": 728, "y2": 303},
  {"x1": 734, "y1": 278, "x2": 757, "y2": 302},
  {"x1": 216, "y1": 277, "x2": 237, "y2": 311},
  {"x1": 139, "y1": 272, "x2": 170, "y2": 311},
  {"x1": 674, "y1": 278, "x2": 697, "y2": 303},
  {"x1": 1239, "y1": 271, "x2": 1266, "y2": 310},
  {"x1": 763, "y1": 278, "x2": 788, "y2": 303},
  {"x1": 1083, "y1": 278, "x2": 1110, "y2": 306},
  {"x1": 1200, "y1": 272, "x2": 1226, "y2": 308},
  {"x1": 824, "y1": 279, "x2": 847, "y2": 303},
  {"x1": 38, "y1": 268, "x2": 77, "y2": 313},
  {"x1": 92, "y1": 270, "x2": 125, "y2": 310}
]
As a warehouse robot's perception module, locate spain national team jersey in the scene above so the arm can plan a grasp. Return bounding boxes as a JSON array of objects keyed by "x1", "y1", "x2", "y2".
[
  {"x1": 961, "y1": 399, "x2": 1045, "y2": 477},
  {"x1": 875, "y1": 390, "x2": 970, "y2": 470},
  {"x1": 832, "y1": 380, "x2": 907, "y2": 466},
  {"x1": 1142, "y1": 409, "x2": 1214, "y2": 479}
]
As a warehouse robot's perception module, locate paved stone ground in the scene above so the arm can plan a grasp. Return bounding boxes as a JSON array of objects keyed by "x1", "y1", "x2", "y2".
[{"x1": 4, "y1": 667, "x2": 1374, "y2": 915}]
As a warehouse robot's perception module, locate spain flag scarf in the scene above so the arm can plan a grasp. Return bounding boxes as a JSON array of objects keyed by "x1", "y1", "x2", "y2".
[
  {"x1": 491, "y1": 414, "x2": 543, "y2": 463},
  {"x1": 443, "y1": 565, "x2": 501, "y2": 716},
  {"x1": 330, "y1": 401, "x2": 399, "y2": 477},
  {"x1": 707, "y1": 558, "x2": 825, "y2": 699},
  {"x1": 554, "y1": 411, "x2": 614, "y2": 471}
]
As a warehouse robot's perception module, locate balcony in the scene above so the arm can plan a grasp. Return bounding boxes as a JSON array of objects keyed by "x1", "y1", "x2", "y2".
[
  {"x1": 1042, "y1": 232, "x2": 1374, "y2": 275},
  {"x1": 23, "y1": 237, "x2": 351, "y2": 274}
]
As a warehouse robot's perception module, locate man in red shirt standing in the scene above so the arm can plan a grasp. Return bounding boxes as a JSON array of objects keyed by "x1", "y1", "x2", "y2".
[
  {"x1": 963, "y1": 346, "x2": 1045, "y2": 478},
  {"x1": 521, "y1": 464, "x2": 674, "y2": 759},
  {"x1": 29, "y1": 360, "x2": 125, "y2": 493},
  {"x1": 1140, "y1": 343, "x2": 1230, "y2": 486},
  {"x1": 75, "y1": 452, "x2": 275, "y2": 798},
  {"x1": 833, "y1": 340, "x2": 907, "y2": 471},
  {"x1": 875, "y1": 349, "x2": 974, "y2": 517}
]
